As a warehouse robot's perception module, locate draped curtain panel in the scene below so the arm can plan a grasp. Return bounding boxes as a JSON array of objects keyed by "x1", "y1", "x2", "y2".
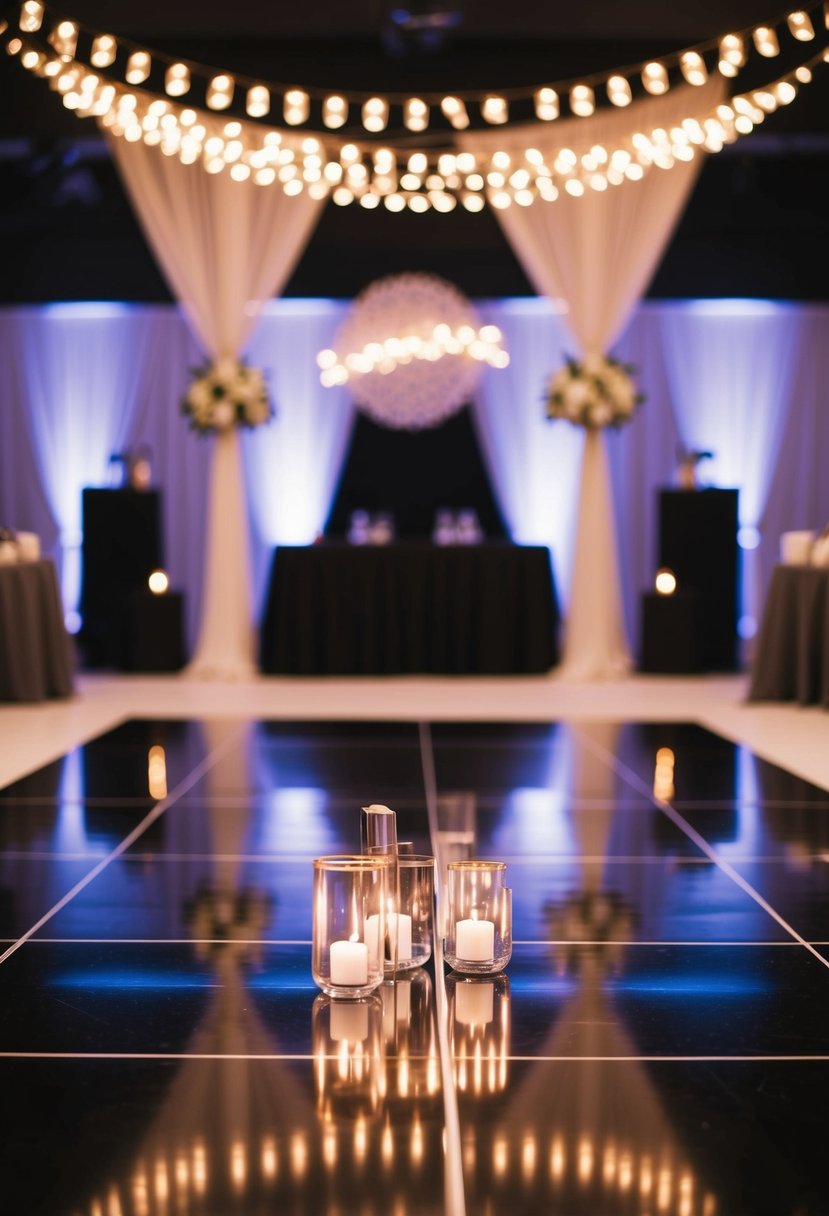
[
  {"x1": 467, "y1": 77, "x2": 723, "y2": 678},
  {"x1": 108, "y1": 133, "x2": 325, "y2": 678},
  {"x1": 0, "y1": 305, "x2": 187, "y2": 620},
  {"x1": 471, "y1": 299, "x2": 583, "y2": 600},
  {"x1": 657, "y1": 300, "x2": 805, "y2": 641},
  {"x1": 244, "y1": 302, "x2": 354, "y2": 563}
]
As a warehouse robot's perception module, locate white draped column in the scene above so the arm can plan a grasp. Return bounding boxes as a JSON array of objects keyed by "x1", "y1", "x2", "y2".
[
  {"x1": 108, "y1": 129, "x2": 324, "y2": 678},
  {"x1": 464, "y1": 77, "x2": 722, "y2": 677}
]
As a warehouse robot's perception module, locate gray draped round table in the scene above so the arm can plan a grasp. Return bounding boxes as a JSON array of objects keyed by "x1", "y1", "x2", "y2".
[
  {"x1": 748, "y1": 564, "x2": 829, "y2": 707},
  {"x1": 0, "y1": 559, "x2": 75, "y2": 702}
]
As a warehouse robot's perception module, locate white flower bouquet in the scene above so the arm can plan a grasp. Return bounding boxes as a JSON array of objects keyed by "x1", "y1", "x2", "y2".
[
  {"x1": 546, "y1": 352, "x2": 643, "y2": 429},
  {"x1": 182, "y1": 356, "x2": 273, "y2": 434}
]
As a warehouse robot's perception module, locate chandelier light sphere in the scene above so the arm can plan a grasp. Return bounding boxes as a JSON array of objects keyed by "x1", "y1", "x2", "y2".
[{"x1": 319, "y1": 273, "x2": 509, "y2": 430}]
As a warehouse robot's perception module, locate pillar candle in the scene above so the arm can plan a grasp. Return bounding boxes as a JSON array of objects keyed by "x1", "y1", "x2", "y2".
[
  {"x1": 330, "y1": 939, "x2": 369, "y2": 985},
  {"x1": 455, "y1": 918, "x2": 494, "y2": 961}
]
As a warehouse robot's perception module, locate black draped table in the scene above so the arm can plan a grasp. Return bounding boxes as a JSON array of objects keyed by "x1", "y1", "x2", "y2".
[
  {"x1": 748, "y1": 565, "x2": 829, "y2": 706},
  {"x1": 259, "y1": 543, "x2": 560, "y2": 675},
  {"x1": 0, "y1": 559, "x2": 75, "y2": 701}
]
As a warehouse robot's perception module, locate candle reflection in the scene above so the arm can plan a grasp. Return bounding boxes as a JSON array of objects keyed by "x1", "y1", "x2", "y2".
[{"x1": 447, "y1": 974, "x2": 511, "y2": 1097}]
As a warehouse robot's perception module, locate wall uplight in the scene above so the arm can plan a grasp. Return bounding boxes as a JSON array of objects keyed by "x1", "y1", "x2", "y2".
[{"x1": 148, "y1": 569, "x2": 170, "y2": 595}]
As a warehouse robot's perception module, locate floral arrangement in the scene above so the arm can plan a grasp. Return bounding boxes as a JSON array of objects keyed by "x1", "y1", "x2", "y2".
[
  {"x1": 545, "y1": 352, "x2": 643, "y2": 429},
  {"x1": 181, "y1": 357, "x2": 273, "y2": 434}
]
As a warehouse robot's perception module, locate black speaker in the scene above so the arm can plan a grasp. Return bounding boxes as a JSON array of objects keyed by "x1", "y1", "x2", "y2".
[
  {"x1": 640, "y1": 590, "x2": 702, "y2": 673},
  {"x1": 658, "y1": 488, "x2": 739, "y2": 671},
  {"x1": 79, "y1": 488, "x2": 163, "y2": 668}
]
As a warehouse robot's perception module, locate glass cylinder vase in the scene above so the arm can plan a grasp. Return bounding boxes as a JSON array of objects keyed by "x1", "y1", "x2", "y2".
[
  {"x1": 312, "y1": 855, "x2": 390, "y2": 998},
  {"x1": 367, "y1": 852, "x2": 435, "y2": 974},
  {"x1": 443, "y1": 860, "x2": 512, "y2": 975}
]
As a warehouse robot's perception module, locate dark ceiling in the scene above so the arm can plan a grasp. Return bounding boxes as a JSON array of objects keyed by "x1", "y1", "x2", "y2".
[{"x1": 0, "y1": 0, "x2": 827, "y2": 303}]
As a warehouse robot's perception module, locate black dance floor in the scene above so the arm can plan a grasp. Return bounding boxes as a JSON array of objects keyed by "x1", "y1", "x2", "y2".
[{"x1": 2, "y1": 718, "x2": 829, "y2": 1216}]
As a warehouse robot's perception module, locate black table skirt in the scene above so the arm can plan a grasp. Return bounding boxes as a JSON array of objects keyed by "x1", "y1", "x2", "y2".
[
  {"x1": 259, "y1": 543, "x2": 560, "y2": 675},
  {"x1": 0, "y1": 559, "x2": 75, "y2": 702},
  {"x1": 748, "y1": 565, "x2": 829, "y2": 707}
]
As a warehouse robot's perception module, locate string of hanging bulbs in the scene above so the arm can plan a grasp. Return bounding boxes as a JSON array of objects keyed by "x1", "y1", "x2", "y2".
[{"x1": 2, "y1": 0, "x2": 828, "y2": 212}]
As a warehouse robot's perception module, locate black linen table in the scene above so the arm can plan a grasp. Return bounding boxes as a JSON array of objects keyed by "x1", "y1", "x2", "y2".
[
  {"x1": 0, "y1": 558, "x2": 75, "y2": 701},
  {"x1": 748, "y1": 564, "x2": 829, "y2": 706},
  {"x1": 259, "y1": 542, "x2": 560, "y2": 675}
]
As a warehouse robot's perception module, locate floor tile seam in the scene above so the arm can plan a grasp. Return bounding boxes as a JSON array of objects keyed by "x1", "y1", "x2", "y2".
[
  {"x1": 419, "y1": 720, "x2": 467, "y2": 1216},
  {"x1": 464, "y1": 1053, "x2": 829, "y2": 1063},
  {"x1": 22, "y1": 937, "x2": 315, "y2": 944},
  {"x1": 0, "y1": 723, "x2": 253, "y2": 970},
  {"x1": 571, "y1": 724, "x2": 829, "y2": 972},
  {"x1": 4, "y1": 937, "x2": 814, "y2": 946},
  {"x1": 511, "y1": 938, "x2": 805, "y2": 946},
  {"x1": 2, "y1": 1051, "x2": 827, "y2": 1063},
  {"x1": 0, "y1": 1051, "x2": 323, "y2": 1060},
  {"x1": 4, "y1": 851, "x2": 820, "y2": 864}
]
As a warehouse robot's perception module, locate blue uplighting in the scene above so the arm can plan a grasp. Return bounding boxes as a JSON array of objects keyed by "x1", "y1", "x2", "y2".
[
  {"x1": 51, "y1": 970, "x2": 218, "y2": 991},
  {"x1": 610, "y1": 974, "x2": 768, "y2": 997}
]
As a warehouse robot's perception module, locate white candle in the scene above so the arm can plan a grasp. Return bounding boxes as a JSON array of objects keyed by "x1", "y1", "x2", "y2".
[
  {"x1": 366, "y1": 912, "x2": 413, "y2": 963},
  {"x1": 387, "y1": 912, "x2": 413, "y2": 962},
  {"x1": 455, "y1": 918, "x2": 494, "y2": 962},
  {"x1": 330, "y1": 939, "x2": 369, "y2": 986}
]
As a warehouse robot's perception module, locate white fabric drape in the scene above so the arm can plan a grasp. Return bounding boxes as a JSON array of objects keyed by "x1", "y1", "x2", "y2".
[
  {"x1": 471, "y1": 299, "x2": 583, "y2": 599},
  {"x1": 245, "y1": 303, "x2": 354, "y2": 554},
  {"x1": 658, "y1": 299, "x2": 805, "y2": 643},
  {"x1": 467, "y1": 78, "x2": 723, "y2": 677},
  {"x1": 1, "y1": 305, "x2": 170, "y2": 617},
  {"x1": 108, "y1": 133, "x2": 324, "y2": 678}
]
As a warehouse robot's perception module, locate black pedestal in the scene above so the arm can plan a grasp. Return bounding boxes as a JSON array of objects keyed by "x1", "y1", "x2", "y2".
[
  {"x1": 640, "y1": 591, "x2": 702, "y2": 674},
  {"x1": 80, "y1": 488, "x2": 163, "y2": 668},
  {"x1": 121, "y1": 591, "x2": 185, "y2": 672},
  {"x1": 658, "y1": 488, "x2": 739, "y2": 671}
]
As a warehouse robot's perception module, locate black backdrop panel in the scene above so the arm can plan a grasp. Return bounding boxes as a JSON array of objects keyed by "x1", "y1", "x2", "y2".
[
  {"x1": 658, "y1": 488, "x2": 739, "y2": 671},
  {"x1": 325, "y1": 406, "x2": 507, "y2": 539}
]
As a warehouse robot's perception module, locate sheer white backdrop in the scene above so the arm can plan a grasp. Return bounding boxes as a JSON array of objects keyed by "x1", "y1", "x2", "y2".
[{"x1": 2, "y1": 299, "x2": 828, "y2": 670}]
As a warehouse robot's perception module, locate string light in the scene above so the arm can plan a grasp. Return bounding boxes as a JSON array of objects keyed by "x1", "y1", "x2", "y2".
[
  {"x1": 245, "y1": 84, "x2": 269, "y2": 117},
  {"x1": 753, "y1": 26, "x2": 781, "y2": 56},
  {"x1": 48, "y1": 19, "x2": 77, "y2": 59},
  {"x1": 206, "y1": 74, "x2": 234, "y2": 110},
  {"x1": 3, "y1": 0, "x2": 827, "y2": 217},
  {"x1": 534, "y1": 86, "x2": 559, "y2": 120},
  {"x1": 788, "y1": 10, "x2": 816, "y2": 38},
  {"x1": 322, "y1": 94, "x2": 348, "y2": 128},
  {"x1": 642, "y1": 62, "x2": 669, "y2": 94},
  {"x1": 19, "y1": 2, "x2": 44, "y2": 32},
  {"x1": 403, "y1": 97, "x2": 429, "y2": 131},
  {"x1": 607, "y1": 75, "x2": 632, "y2": 106},
  {"x1": 126, "y1": 51, "x2": 151, "y2": 84},
  {"x1": 440, "y1": 96, "x2": 469, "y2": 129},
  {"x1": 362, "y1": 96, "x2": 388, "y2": 132},
  {"x1": 165, "y1": 63, "x2": 190, "y2": 97},
  {"x1": 90, "y1": 33, "x2": 116, "y2": 68},
  {"x1": 570, "y1": 84, "x2": 595, "y2": 116},
  {"x1": 283, "y1": 88, "x2": 309, "y2": 124},
  {"x1": 481, "y1": 95, "x2": 508, "y2": 123},
  {"x1": 718, "y1": 33, "x2": 746, "y2": 76},
  {"x1": 680, "y1": 51, "x2": 708, "y2": 85}
]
